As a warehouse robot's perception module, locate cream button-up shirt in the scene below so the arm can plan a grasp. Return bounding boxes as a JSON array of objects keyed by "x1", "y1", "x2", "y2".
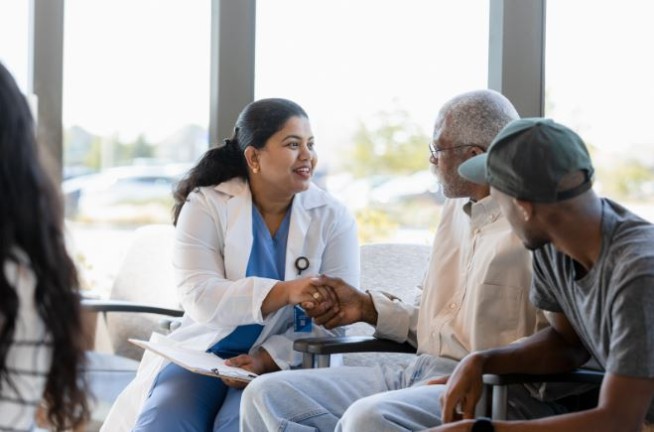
[{"x1": 372, "y1": 196, "x2": 548, "y2": 361}]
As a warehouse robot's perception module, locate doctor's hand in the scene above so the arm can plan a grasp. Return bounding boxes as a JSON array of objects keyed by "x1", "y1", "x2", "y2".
[
  {"x1": 263, "y1": 277, "x2": 337, "y2": 316},
  {"x1": 307, "y1": 275, "x2": 378, "y2": 329},
  {"x1": 284, "y1": 276, "x2": 337, "y2": 307},
  {"x1": 223, "y1": 347, "x2": 279, "y2": 389}
]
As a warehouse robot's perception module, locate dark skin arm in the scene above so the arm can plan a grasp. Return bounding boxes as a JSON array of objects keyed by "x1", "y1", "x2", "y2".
[
  {"x1": 429, "y1": 373, "x2": 654, "y2": 432},
  {"x1": 433, "y1": 312, "x2": 590, "y2": 422},
  {"x1": 431, "y1": 312, "x2": 654, "y2": 431}
]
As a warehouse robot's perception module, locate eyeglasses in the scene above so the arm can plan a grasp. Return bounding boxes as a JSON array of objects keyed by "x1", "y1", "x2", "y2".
[{"x1": 429, "y1": 142, "x2": 482, "y2": 159}]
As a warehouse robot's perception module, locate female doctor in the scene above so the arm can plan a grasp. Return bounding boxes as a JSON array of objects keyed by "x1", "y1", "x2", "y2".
[{"x1": 102, "y1": 98, "x2": 360, "y2": 431}]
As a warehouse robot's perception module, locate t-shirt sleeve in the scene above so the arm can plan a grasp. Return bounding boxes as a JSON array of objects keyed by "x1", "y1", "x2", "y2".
[
  {"x1": 529, "y1": 249, "x2": 564, "y2": 313},
  {"x1": 607, "y1": 274, "x2": 654, "y2": 378}
]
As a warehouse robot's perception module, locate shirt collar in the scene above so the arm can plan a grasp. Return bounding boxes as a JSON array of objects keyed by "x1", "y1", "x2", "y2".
[{"x1": 462, "y1": 195, "x2": 501, "y2": 228}]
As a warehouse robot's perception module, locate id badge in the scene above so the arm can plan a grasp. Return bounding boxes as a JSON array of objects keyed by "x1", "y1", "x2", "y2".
[{"x1": 294, "y1": 305, "x2": 313, "y2": 333}]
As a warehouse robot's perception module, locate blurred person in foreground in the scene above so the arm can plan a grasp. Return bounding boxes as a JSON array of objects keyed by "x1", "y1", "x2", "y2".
[
  {"x1": 103, "y1": 98, "x2": 360, "y2": 431},
  {"x1": 0, "y1": 62, "x2": 89, "y2": 430},
  {"x1": 240, "y1": 90, "x2": 577, "y2": 432},
  {"x1": 431, "y1": 118, "x2": 654, "y2": 432}
]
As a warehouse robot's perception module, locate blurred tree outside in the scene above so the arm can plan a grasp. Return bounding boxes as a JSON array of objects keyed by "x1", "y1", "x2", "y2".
[
  {"x1": 585, "y1": 138, "x2": 654, "y2": 201},
  {"x1": 110, "y1": 133, "x2": 155, "y2": 167},
  {"x1": 64, "y1": 128, "x2": 156, "y2": 172},
  {"x1": 345, "y1": 107, "x2": 430, "y2": 178},
  {"x1": 355, "y1": 208, "x2": 397, "y2": 244},
  {"x1": 598, "y1": 159, "x2": 654, "y2": 200},
  {"x1": 344, "y1": 107, "x2": 438, "y2": 244},
  {"x1": 83, "y1": 136, "x2": 102, "y2": 171},
  {"x1": 545, "y1": 92, "x2": 654, "y2": 205}
]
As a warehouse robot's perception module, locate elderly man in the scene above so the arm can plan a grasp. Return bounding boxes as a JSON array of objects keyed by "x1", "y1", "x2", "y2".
[
  {"x1": 433, "y1": 118, "x2": 654, "y2": 432},
  {"x1": 240, "y1": 90, "x2": 562, "y2": 431}
]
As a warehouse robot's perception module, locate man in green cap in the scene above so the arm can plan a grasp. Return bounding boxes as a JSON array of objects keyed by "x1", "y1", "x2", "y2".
[{"x1": 431, "y1": 118, "x2": 654, "y2": 432}]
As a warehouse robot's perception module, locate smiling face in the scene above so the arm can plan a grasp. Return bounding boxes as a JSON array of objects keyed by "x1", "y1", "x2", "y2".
[{"x1": 247, "y1": 115, "x2": 317, "y2": 199}]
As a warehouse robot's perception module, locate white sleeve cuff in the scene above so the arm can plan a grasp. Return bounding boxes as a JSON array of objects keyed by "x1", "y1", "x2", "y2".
[{"x1": 369, "y1": 290, "x2": 413, "y2": 343}]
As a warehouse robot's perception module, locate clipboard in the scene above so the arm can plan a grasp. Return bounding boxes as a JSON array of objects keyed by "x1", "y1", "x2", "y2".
[{"x1": 129, "y1": 338, "x2": 258, "y2": 383}]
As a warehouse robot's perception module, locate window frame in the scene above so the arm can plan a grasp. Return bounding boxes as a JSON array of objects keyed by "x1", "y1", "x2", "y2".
[{"x1": 28, "y1": 0, "x2": 545, "y2": 177}]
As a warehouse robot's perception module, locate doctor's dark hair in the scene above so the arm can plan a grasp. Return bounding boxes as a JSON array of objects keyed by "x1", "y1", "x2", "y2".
[
  {"x1": 0, "y1": 63, "x2": 89, "y2": 428},
  {"x1": 172, "y1": 98, "x2": 308, "y2": 224}
]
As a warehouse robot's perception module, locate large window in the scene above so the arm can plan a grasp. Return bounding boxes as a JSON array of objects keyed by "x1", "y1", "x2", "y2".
[
  {"x1": 256, "y1": 0, "x2": 489, "y2": 244},
  {"x1": 546, "y1": 0, "x2": 654, "y2": 220},
  {"x1": 62, "y1": 0, "x2": 211, "y2": 293},
  {"x1": 0, "y1": 0, "x2": 29, "y2": 92},
  {"x1": 5, "y1": 1, "x2": 540, "y2": 295}
]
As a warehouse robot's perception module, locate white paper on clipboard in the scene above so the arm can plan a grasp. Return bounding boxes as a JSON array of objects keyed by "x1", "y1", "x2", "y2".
[{"x1": 129, "y1": 338, "x2": 258, "y2": 383}]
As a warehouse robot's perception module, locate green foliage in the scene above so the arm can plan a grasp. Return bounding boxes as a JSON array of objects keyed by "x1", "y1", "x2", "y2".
[
  {"x1": 111, "y1": 134, "x2": 154, "y2": 166},
  {"x1": 345, "y1": 108, "x2": 430, "y2": 178},
  {"x1": 84, "y1": 136, "x2": 102, "y2": 170},
  {"x1": 132, "y1": 134, "x2": 155, "y2": 159},
  {"x1": 355, "y1": 208, "x2": 397, "y2": 243},
  {"x1": 64, "y1": 128, "x2": 155, "y2": 170},
  {"x1": 598, "y1": 160, "x2": 654, "y2": 200}
]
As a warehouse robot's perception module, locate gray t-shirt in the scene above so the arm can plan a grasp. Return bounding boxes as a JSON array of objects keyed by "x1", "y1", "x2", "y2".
[{"x1": 531, "y1": 198, "x2": 654, "y2": 422}]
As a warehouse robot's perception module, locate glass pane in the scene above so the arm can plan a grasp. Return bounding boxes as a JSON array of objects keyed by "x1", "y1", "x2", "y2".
[
  {"x1": 0, "y1": 0, "x2": 30, "y2": 92},
  {"x1": 256, "y1": 0, "x2": 489, "y2": 244},
  {"x1": 546, "y1": 0, "x2": 654, "y2": 220},
  {"x1": 63, "y1": 0, "x2": 211, "y2": 294}
]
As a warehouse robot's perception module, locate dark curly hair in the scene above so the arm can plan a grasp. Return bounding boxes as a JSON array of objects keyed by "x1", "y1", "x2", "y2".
[
  {"x1": 0, "y1": 62, "x2": 89, "y2": 428},
  {"x1": 172, "y1": 98, "x2": 308, "y2": 224}
]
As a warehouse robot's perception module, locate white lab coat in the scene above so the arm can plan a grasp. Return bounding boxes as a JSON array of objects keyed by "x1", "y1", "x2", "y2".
[{"x1": 102, "y1": 178, "x2": 360, "y2": 431}]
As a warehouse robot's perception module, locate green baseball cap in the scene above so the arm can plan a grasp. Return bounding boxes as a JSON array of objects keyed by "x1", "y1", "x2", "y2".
[{"x1": 458, "y1": 118, "x2": 594, "y2": 202}]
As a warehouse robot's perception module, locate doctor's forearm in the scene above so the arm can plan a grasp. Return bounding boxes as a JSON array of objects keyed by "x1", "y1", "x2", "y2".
[{"x1": 261, "y1": 282, "x2": 290, "y2": 316}]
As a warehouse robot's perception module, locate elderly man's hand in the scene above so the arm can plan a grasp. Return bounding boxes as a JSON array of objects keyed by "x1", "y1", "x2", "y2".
[{"x1": 302, "y1": 275, "x2": 376, "y2": 328}]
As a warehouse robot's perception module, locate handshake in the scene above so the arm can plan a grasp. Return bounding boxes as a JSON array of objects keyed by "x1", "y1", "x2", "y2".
[{"x1": 293, "y1": 275, "x2": 379, "y2": 329}]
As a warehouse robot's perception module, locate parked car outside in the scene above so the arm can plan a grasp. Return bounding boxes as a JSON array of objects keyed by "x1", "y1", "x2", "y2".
[
  {"x1": 369, "y1": 170, "x2": 444, "y2": 205},
  {"x1": 63, "y1": 163, "x2": 191, "y2": 225}
]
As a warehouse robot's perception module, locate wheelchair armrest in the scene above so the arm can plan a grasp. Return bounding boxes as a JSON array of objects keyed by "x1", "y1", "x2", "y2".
[
  {"x1": 293, "y1": 336, "x2": 416, "y2": 368},
  {"x1": 81, "y1": 298, "x2": 184, "y2": 317},
  {"x1": 483, "y1": 368, "x2": 604, "y2": 419},
  {"x1": 482, "y1": 368, "x2": 605, "y2": 386},
  {"x1": 294, "y1": 335, "x2": 415, "y2": 355}
]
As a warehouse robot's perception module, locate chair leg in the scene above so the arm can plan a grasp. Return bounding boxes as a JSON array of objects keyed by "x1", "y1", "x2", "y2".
[
  {"x1": 302, "y1": 352, "x2": 315, "y2": 368},
  {"x1": 475, "y1": 384, "x2": 489, "y2": 417},
  {"x1": 491, "y1": 385, "x2": 508, "y2": 420},
  {"x1": 316, "y1": 354, "x2": 331, "y2": 368},
  {"x1": 301, "y1": 353, "x2": 331, "y2": 368}
]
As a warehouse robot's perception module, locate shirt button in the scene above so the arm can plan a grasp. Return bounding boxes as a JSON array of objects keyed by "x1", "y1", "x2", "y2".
[{"x1": 449, "y1": 303, "x2": 457, "y2": 309}]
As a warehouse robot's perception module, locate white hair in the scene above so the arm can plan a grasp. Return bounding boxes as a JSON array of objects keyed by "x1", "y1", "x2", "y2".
[{"x1": 436, "y1": 89, "x2": 519, "y2": 149}]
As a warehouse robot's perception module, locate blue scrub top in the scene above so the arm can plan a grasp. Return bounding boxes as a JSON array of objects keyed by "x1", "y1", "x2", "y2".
[{"x1": 208, "y1": 204, "x2": 292, "y2": 358}]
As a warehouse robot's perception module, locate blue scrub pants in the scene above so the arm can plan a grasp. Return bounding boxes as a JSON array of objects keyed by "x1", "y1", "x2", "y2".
[
  {"x1": 132, "y1": 362, "x2": 242, "y2": 432},
  {"x1": 132, "y1": 324, "x2": 263, "y2": 432}
]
